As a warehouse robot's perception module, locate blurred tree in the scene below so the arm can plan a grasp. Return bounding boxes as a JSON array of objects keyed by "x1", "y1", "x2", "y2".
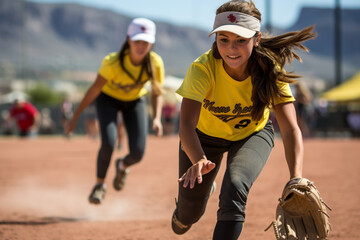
[{"x1": 26, "y1": 83, "x2": 64, "y2": 105}]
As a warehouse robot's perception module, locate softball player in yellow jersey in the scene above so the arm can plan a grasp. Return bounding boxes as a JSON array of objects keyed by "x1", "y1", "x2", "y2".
[
  {"x1": 171, "y1": 1, "x2": 316, "y2": 239},
  {"x1": 66, "y1": 18, "x2": 164, "y2": 204}
]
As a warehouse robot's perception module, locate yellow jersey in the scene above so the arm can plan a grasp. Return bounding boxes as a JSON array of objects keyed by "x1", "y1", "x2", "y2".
[
  {"x1": 176, "y1": 49, "x2": 295, "y2": 141},
  {"x1": 99, "y1": 51, "x2": 165, "y2": 101}
]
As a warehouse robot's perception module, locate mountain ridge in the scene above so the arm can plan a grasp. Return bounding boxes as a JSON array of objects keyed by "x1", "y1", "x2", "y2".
[{"x1": 1, "y1": 0, "x2": 359, "y2": 87}]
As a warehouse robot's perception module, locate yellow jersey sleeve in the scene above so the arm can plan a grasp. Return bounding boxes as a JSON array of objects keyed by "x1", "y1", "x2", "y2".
[
  {"x1": 273, "y1": 81, "x2": 295, "y2": 106},
  {"x1": 176, "y1": 51, "x2": 213, "y2": 103},
  {"x1": 151, "y1": 52, "x2": 165, "y2": 86},
  {"x1": 98, "y1": 52, "x2": 118, "y2": 83}
]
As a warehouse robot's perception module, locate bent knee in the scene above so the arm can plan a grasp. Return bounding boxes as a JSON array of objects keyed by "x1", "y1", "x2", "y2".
[
  {"x1": 178, "y1": 202, "x2": 205, "y2": 225},
  {"x1": 125, "y1": 151, "x2": 145, "y2": 165}
]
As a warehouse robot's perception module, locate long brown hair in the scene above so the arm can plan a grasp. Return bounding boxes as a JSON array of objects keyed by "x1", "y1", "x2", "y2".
[
  {"x1": 211, "y1": 0, "x2": 317, "y2": 121},
  {"x1": 118, "y1": 39, "x2": 162, "y2": 96}
]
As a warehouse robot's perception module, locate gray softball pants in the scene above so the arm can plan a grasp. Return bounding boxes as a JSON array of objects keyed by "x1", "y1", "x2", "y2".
[
  {"x1": 95, "y1": 92, "x2": 148, "y2": 179},
  {"x1": 176, "y1": 120, "x2": 274, "y2": 224}
]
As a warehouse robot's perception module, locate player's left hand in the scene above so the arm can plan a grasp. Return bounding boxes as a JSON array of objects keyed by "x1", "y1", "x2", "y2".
[
  {"x1": 178, "y1": 159, "x2": 216, "y2": 189},
  {"x1": 152, "y1": 118, "x2": 163, "y2": 137}
]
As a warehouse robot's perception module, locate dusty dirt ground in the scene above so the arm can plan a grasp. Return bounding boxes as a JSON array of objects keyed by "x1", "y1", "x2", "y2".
[{"x1": 0, "y1": 135, "x2": 359, "y2": 240}]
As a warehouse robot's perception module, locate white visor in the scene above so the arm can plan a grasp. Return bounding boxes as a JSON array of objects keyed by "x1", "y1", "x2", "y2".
[{"x1": 209, "y1": 12, "x2": 260, "y2": 38}]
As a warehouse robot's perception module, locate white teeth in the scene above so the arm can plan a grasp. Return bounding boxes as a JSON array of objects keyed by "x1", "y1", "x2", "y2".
[{"x1": 228, "y1": 55, "x2": 238, "y2": 59}]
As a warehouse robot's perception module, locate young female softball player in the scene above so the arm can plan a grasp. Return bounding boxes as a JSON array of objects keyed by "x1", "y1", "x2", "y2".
[
  {"x1": 171, "y1": 0, "x2": 316, "y2": 239},
  {"x1": 66, "y1": 18, "x2": 164, "y2": 204}
]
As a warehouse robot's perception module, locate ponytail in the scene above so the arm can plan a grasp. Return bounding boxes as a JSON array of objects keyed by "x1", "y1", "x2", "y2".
[{"x1": 249, "y1": 26, "x2": 317, "y2": 120}]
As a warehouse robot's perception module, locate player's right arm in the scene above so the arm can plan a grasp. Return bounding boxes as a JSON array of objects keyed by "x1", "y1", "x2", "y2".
[
  {"x1": 66, "y1": 74, "x2": 107, "y2": 134},
  {"x1": 177, "y1": 98, "x2": 215, "y2": 189}
]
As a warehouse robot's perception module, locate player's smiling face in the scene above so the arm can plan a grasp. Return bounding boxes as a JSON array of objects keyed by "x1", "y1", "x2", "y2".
[
  {"x1": 216, "y1": 31, "x2": 256, "y2": 78},
  {"x1": 128, "y1": 39, "x2": 152, "y2": 65}
]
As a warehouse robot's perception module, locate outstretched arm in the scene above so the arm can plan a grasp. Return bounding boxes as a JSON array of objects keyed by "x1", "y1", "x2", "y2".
[
  {"x1": 66, "y1": 74, "x2": 107, "y2": 134},
  {"x1": 151, "y1": 91, "x2": 163, "y2": 137},
  {"x1": 178, "y1": 98, "x2": 216, "y2": 188},
  {"x1": 274, "y1": 102, "x2": 303, "y2": 179}
]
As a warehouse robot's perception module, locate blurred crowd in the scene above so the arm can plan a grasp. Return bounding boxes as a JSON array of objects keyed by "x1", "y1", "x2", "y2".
[
  {"x1": 1, "y1": 87, "x2": 359, "y2": 139},
  {"x1": 0, "y1": 93, "x2": 181, "y2": 139},
  {"x1": 271, "y1": 82, "x2": 360, "y2": 138}
]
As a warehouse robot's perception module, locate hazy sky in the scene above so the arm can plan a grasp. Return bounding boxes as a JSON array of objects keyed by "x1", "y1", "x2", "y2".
[{"x1": 29, "y1": 0, "x2": 360, "y2": 31}]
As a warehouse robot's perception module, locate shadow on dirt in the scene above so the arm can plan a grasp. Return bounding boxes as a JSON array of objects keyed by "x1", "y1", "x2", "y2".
[{"x1": 0, "y1": 216, "x2": 85, "y2": 226}]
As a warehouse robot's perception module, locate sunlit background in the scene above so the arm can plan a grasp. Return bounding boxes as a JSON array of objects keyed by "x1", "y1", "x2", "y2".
[{"x1": 1, "y1": 0, "x2": 360, "y2": 138}]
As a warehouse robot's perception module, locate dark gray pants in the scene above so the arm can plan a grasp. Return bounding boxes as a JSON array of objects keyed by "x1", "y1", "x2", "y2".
[
  {"x1": 95, "y1": 92, "x2": 148, "y2": 179},
  {"x1": 176, "y1": 121, "x2": 274, "y2": 225}
]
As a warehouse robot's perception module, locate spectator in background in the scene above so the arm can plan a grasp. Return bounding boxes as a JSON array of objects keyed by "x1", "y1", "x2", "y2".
[
  {"x1": 84, "y1": 102, "x2": 99, "y2": 139},
  {"x1": 162, "y1": 102, "x2": 179, "y2": 136},
  {"x1": 347, "y1": 109, "x2": 360, "y2": 138},
  {"x1": 294, "y1": 82, "x2": 313, "y2": 138},
  {"x1": 10, "y1": 99, "x2": 40, "y2": 137},
  {"x1": 162, "y1": 87, "x2": 181, "y2": 136},
  {"x1": 61, "y1": 96, "x2": 73, "y2": 135},
  {"x1": 313, "y1": 98, "x2": 329, "y2": 137},
  {"x1": 1, "y1": 110, "x2": 14, "y2": 135},
  {"x1": 39, "y1": 108, "x2": 56, "y2": 135}
]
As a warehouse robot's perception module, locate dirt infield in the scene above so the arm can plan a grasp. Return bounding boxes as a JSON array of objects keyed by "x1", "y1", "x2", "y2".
[{"x1": 0, "y1": 135, "x2": 359, "y2": 240}]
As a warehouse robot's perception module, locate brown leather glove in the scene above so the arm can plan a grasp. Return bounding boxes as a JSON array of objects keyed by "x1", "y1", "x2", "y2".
[{"x1": 265, "y1": 178, "x2": 332, "y2": 240}]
